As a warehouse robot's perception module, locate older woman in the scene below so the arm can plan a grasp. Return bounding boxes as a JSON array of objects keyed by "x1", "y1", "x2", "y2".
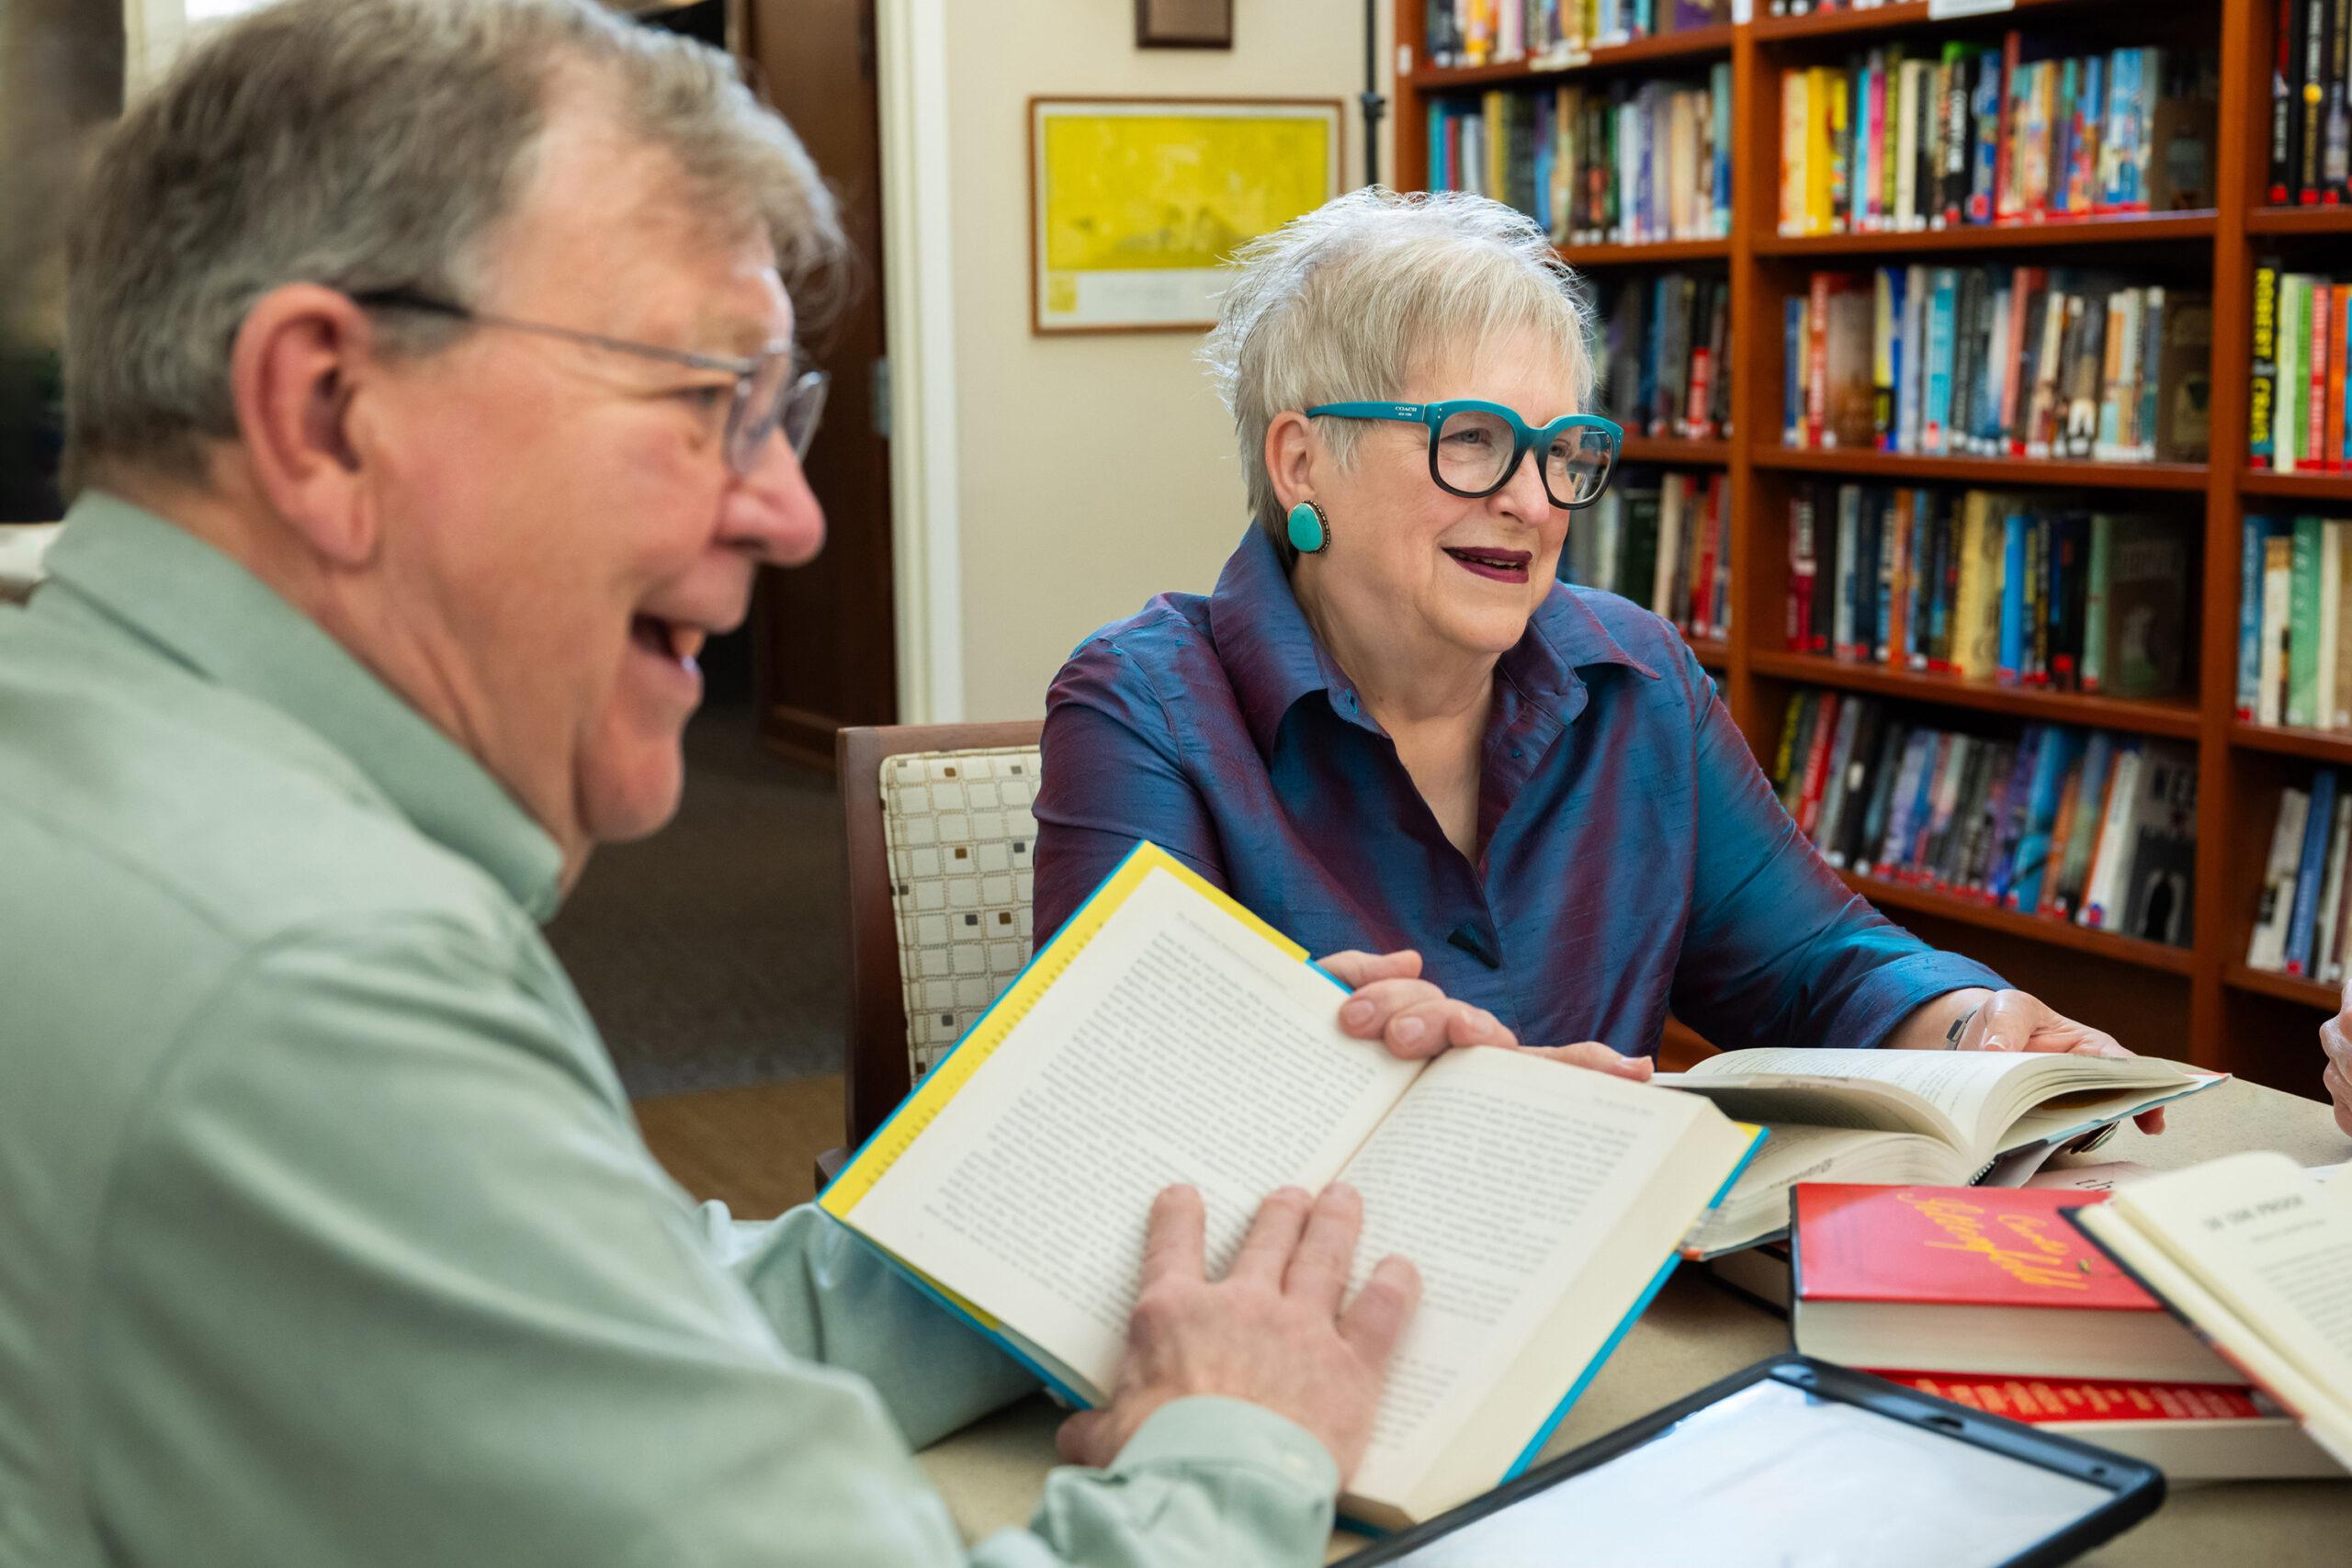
[{"x1": 1035, "y1": 188, "x2": 2165, "y2": 1106}]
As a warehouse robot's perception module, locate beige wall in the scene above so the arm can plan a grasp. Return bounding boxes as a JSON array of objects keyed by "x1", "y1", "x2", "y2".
[{"x1": 939, "y1": 0, "x2": 1391, "y2": 721}]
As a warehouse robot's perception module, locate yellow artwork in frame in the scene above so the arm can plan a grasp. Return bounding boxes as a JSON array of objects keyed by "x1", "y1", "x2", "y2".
[{"x1": 1029, "y1": 97, "x2": 1344, "y2": 334}]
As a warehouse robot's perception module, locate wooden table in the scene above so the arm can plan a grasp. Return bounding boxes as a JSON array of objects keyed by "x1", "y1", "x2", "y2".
[{"x1": 913, "y1": 1078, "x2": 2352, "y2": 1565}]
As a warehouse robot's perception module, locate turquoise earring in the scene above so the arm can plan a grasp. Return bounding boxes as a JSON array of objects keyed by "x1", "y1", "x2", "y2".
[{"x1": 1287, "y1": 501, "x2": 1329, "y2": 555}]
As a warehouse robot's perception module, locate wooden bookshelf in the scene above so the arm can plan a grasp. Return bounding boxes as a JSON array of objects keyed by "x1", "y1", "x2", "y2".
[{"x1": 1395, "y1": 0, "x2": 2343, "y2": 1097}]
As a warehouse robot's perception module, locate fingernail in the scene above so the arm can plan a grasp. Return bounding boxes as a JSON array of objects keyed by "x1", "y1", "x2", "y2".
[
  {"x1": 1982, "y1": 1035, "x2": 2006, "y2": 1052},
  {"x1": 1342, "y1": 998, "x2": 1373, "y2": 1028},
  {"x1": 1395, "y1": 1016, "x2": 1427, "y2": 1046}
]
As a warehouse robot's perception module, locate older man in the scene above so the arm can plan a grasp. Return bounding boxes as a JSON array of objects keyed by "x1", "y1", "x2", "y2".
[{"x1": 0, "y1": 3, "x2": 1488, "y2": 1563}]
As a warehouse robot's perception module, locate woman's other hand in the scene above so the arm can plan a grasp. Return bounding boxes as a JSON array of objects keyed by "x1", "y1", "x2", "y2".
[{"x1": 1321, "y1": 950, "x2": 1651, "y2": 1080}]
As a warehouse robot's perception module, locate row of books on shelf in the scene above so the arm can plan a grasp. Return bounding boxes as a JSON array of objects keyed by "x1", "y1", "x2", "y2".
[
  {"x1": 1560, "y1": 468, "x2": 1732, "y2": 640},
  {"x1": 1774, "y1": 688, "x2": 2197, "y2": 946},
  {"x1": 1429, "y1": 72, "x2": 1732, "y2": 245},
  {"x1": 2268, "y1": 0, "x2": 2352, "y2": 207},
  {"x1": 2239, "y1": 514, "x2": 2352, "y2": 729},
  {"x1": 1784, "y1": 267, "x2": 2211, "y2": 463},
  {"x1": 1421, "y1": 0, "x2": 1729, "y2": 70},
  {"x1": 2247, "y1": 263, "x2": 2352, "y2": 472},
  {"x1": 1593, "y1": 270, "x2": 1730, "y2": 439},
  {"x1": 1786, "y1": 485, "x2": 2190, "y2": 697},
  {"x1": 1777, "y1": 40, "x2": 2214, "y2": 238},
  {"x1": 2249, "y1": 763, "x2": 2352, "y2": 984}
]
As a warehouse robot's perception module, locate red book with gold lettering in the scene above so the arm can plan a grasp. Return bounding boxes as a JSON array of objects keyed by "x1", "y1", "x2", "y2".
[
  {"x1": 1871, "y1": 1372, "x2": 2344, "y2": 1480},
  {"x1": 1790, "y1": 1183, "x2": 2238, "y2": 1384}
]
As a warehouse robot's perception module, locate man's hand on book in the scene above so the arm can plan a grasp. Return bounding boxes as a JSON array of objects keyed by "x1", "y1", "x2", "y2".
[
  {"x1": 1324, "y1": 949, "x2": 1652, "y2": 1079},
  {"x1": 2322, "y1": 979, "x2": 2352, "y2": 1137},
  {"x1": 1054, "y1": 1182, "x2": 1419, "y2": 1483}
]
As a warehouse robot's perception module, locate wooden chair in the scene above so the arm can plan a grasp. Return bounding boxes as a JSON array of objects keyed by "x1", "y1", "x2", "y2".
[{"x1": 821, "y1": 718, "x2": 1045, "y2": 1186}]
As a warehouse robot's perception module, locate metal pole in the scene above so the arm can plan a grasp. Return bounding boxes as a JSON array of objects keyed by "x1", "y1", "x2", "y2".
[{"x1": 1360, "y1": 0, "x2": 1385, "y2": 188}]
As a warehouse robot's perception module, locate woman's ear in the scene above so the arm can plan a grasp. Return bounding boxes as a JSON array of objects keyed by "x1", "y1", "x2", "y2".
[{"x1": 1264, "y1": 410, "x2": 1317, "y2": 510}]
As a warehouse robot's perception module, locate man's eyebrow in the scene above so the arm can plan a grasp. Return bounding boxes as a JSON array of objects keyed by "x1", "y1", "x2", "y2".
[{"x1": 691, "y1": 307, "x2": 793, "y2": 358}]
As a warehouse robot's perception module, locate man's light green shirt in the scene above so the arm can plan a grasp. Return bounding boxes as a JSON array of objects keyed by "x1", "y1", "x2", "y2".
[{"x1": 0, "y1": 495, "x2": 1337, "y2": 1567}]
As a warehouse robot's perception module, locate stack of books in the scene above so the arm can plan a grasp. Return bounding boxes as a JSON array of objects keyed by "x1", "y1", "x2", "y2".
[
  {"x1": 1593, "y1": 271, "x2": 1730, "y2": 441},
  {"x1": 1776, "y1": 39, "x2": 2215, "y2": 237},
  {"x1": 1785, "y1": 1182, "x2": 2343, "y2": 1481},
  {"x1": 1561, "y1": 468, "x2": 1730, "y2": 643},
  {"x1": 1781, "y1": 266, "x2": 2210, "y2": 463},
  {"x1": 2248, "y1": 263, "x2": 2352, "y2": 472},
  {"x1": 1785, "y1": 486, "x2": 2189, "y2": 697},
  {"x1": 1773, "y1": 694, "x2": 2197, "y2": 945},
  {"x1": 2246, "y1": 765, "x2": 2352, "y2": 984},
  {"x1": 2267, "y1": 3, "x2": 2352, "y2": 207},
  {"x1": 2239, "y1": 514, "x2": 2352, "y2": 728},
  {"x1": 1423, "y1": 0, "x2": 1731, "y2": 69}
]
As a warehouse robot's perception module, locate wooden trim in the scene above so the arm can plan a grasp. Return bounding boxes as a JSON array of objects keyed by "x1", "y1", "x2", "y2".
[
  {"x1": 1407, "y1": 22, "x2": 1735, "y2": 90},
  {"x1": 1560, "y1": 237, "x2": 1735, "y2": 265},
  {"x1": 1747, "y1": 651, "x2": 2204, "y2": 738},
  {"x1": 1753, "y1": 211, "x2": 2217, "y2": 258},
  {"x1": 1753, "y1": 448, "x2": 2209, "y2": 491},
  {"x1": 1845, "y1": 872, "x2": 2199, "y2": 976}
]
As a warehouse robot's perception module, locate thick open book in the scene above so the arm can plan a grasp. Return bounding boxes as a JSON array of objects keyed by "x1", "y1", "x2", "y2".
[
  {"x1": 1658, "y1": 1045, "x2": 2221, "y2": 1257},
  {"x1": 2067, "y1": 1152, "x2": 2352, "y2": 1472},
  {"x1": 820, "y1": 843, "x2": 1761, "y2": 1529}
]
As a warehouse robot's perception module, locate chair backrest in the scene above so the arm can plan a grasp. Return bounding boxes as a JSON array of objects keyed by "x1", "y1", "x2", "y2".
[{"x1": 836, "y1": 719, "x2": 1045, "y2": 1148}]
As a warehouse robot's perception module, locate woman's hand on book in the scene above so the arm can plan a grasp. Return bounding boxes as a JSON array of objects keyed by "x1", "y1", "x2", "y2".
[
  {"x1": 1054, "y1": 1182, "x2": 1419, "y2": 1483},
  {"x1": 1323, "y1": 949, "x2": 1651, "y2": 1079},
  {"x1": 2322, "y1": 980, "x2": 2352, "y2": 1136},
  {"x1": 1951, "y1": 987, "x2": 2167, "y2": 1135}
]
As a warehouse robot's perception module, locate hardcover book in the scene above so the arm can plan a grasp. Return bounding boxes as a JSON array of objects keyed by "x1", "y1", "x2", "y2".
[
  {"x1": 1790, "y1": 1184, "x2": 2237, "y2": 1385},
  {"x1": 1878, "y1": 1372, "x2": 2342, "y2": 1481}
]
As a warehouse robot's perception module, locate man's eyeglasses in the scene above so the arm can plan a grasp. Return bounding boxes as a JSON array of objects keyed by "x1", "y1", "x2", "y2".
[
  {"x1": 1305, "y1": 400, "x2": 1622, "y2": 511},
  {"x1": 352, "y1": 288, "x2": 829, "y2": 476}
]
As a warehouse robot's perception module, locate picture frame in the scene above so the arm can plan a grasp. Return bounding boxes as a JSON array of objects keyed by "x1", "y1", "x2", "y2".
[
  {"x1": 1134, "y1": 0, "x2": 1233, "y2": 49},
  {"x1": 1028, "y1": 96, "x2": 1344, "y2": 335}
]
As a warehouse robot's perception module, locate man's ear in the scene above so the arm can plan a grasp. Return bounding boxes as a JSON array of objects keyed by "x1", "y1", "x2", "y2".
[
  {"x1": 227, "y1": 284, "x2": 386, "y2": 567},
  {"x1": 1265, "y1": 410, "x2": 1319, "y2": 511}
]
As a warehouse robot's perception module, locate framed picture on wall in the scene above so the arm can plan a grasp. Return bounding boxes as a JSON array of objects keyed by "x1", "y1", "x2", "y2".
[{"x1": 1028, "y1": 96, "x2": 1343, "y2": 335}]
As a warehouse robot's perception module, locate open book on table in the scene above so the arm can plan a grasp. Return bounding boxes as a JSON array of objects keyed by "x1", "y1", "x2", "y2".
[
  {"x1": 2067, "y1": 1152, "x2": 2352, "y2": 1472},
  {"x1": 819, "y1": 842, "x2": 1762, "y2": 1529},
  {"x1": 1657, "y1": 1045, "x2": 2222, "y2": 1258}
]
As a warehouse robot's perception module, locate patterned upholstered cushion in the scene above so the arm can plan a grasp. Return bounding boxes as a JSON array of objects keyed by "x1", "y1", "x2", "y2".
[{"x1": 876, "y1": 745, "x2": 1041, "y2": 1084}]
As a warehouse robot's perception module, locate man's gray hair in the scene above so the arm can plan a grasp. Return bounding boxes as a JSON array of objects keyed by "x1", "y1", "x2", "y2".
[
  {"x1": 63, "y1": 0, "x2": 843, "y2": 493},
  {"x1": 1200, "y1": 187, "x2": 1596, "y2": 557}
]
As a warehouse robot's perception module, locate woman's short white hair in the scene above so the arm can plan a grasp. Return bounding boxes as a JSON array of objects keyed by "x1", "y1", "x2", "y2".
[{"x1": 1200, "y1": 186, "x2": 1596, "y2": 554}]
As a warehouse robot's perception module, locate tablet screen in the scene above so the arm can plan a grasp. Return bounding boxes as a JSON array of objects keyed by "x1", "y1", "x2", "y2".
[{"x1": 1381, "y1": 1377, "x2": 2116, "y2": 1568}]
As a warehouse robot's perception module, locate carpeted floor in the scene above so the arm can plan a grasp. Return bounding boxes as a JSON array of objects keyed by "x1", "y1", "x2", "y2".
[{"x1": 547, "y1": 701, "x2": 848, "y2": 1098}]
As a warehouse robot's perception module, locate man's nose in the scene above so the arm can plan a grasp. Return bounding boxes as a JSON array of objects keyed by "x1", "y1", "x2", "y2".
[{"x1": 725, "y1": 434, "x2": 827, "y2": 567}]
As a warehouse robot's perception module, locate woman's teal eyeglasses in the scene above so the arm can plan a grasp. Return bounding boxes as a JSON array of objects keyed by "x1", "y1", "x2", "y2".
[{"x1": 1305, "y1": 400, "x2": 1623, "y2": 511}]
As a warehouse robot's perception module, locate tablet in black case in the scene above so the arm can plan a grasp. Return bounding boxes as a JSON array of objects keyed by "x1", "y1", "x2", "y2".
[{"x1": 1340, "y1": 1355, "x2": 2164, "y2": 1568}]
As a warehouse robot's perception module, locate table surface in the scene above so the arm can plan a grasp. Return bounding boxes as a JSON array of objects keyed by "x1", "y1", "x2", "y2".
[{"x1": 915, "y1": 1077, "x2": 2352, "y2": 1566}]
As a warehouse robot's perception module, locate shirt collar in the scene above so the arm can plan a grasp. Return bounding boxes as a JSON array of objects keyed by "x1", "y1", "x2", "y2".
[
  {"x1": 41, "y1": 492, "x2": 566, "y2": 920},
  {"x1": 1204, "y1": 523, "x2": 1658, "y2": 754}
]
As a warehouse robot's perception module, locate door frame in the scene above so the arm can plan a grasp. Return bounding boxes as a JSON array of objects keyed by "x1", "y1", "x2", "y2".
[{"x1": 875, "y1": 0, "x2": 965, "y2": 723}]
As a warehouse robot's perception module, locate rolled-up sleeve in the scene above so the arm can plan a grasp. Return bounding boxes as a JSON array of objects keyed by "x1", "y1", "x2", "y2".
[
  {"x1": 87, "y1": 915, "x2": 1340, "y2": 1568},
  {"x1": 1033, "y1": 638, "x2": 1229, "y2": 946},
  {"x1": 1667, "y1": 649, "x2": 2005, "y2": 1052}
]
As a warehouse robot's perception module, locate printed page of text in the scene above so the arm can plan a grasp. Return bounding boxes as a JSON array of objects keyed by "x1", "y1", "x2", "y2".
[
  {"x1": 849, "y1": 866, "x2": 1420, "y2": 1392},
  {"x1": 1334, "y1": 1047, "x2": 1720, "y2": 1506}
]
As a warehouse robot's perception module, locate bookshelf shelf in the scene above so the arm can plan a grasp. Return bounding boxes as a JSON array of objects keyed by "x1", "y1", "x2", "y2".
[
  {"x1": 1753, "y1": 211, "x2": 2217, "y2": 259},
  {"x1": 1408, "y1": 24, "x2": 1736, "y2": 88},
  {"x1": 2230, "y1": 721, "x2": 2352, "y2": 764},
  {"x1": 1841, "y1": 870, "x2": 2198, "y2": 976},
  {"x1": 1688, "y1": 636, "x2": 1730, "y2": 668},
  {"x1": 1753, "y1": 447, "x2": 2209, "y2": 492},
  {"x1": 1751, "y1": 0, "x2": 2117, "y2": 47},
  {"x1": 2239, "y1": 470, "x2": 2352, "y2": 500},
  {"x1": 1749, "y1": 650, "x2": 2204, "y2": 737},
  {"x1": 2223, "y1": 963, "x2": 2338, "y2": 1010},
  {"x1": 1396, "y1": 0, "x2": 2333, "y2": 1094},
  {"x1": 2245, "y1": 205, "x2": 2352, "y2": 236},
  {"x1": 1558, "y1": 237, "x2": 1734, "y2": 265},
  {"x1": 1621, "y1": 434, "x2": 1731, "y2": 464}
]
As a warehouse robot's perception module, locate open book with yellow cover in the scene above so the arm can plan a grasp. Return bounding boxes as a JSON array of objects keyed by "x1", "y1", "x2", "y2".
[{"x1": 819, "y1": 842, "x2": 1763, "y2": 1529}]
